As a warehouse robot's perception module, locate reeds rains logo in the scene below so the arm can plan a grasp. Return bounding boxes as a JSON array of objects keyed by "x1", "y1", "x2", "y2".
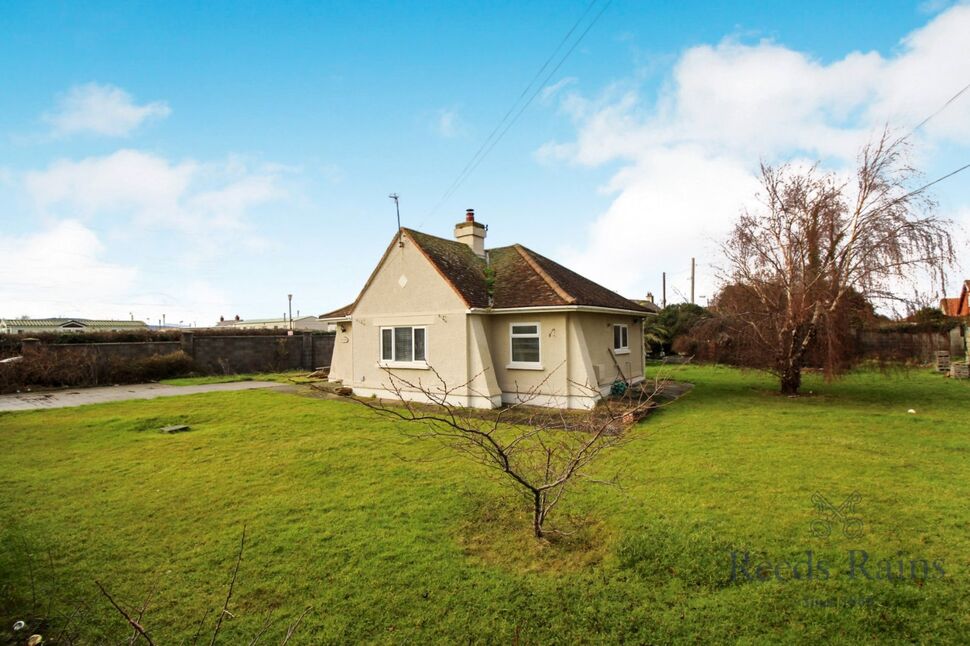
[
  {"x1": 810, "y1": 490, "x2": 864, "y2": 539},
  {"x1": 727, "y1": 491, "x2": 946, "y2": 584}
]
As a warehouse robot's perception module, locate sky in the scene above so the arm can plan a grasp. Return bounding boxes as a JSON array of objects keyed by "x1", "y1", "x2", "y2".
[{"x1": 2, "y1": 0, "x2": 969, "y2": 325}]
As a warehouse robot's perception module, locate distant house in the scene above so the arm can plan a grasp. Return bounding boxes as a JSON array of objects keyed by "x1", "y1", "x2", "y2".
[
  {"x1": 940, "y1": 280, "x2": 969, "y2": 356},
  {"x1": 215, "y1": 315, "x2": 331, "y2": 332},
  {"x1": 0, "y1": 318, "x2": 148, "y2": 335},
  {"x1": 940, "y1": 280, "x2": 969, "y2": 318},
  {"x1": 319, "y1": 209, "x2": 651, "y2": 409}
]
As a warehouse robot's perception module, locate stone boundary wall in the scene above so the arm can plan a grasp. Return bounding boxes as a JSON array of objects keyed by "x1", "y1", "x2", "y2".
[
  {"x1": 21, "y1": 339, "x2": 182, "y2": 365},
  {"x1": 21, "y1": 333, "x2": 335, "y2": 374}
]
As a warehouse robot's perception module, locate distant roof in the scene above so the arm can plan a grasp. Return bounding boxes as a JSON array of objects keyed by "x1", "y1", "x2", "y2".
[
  {"x1": 631, "y1": 299, "x2": 662, "y2": 314},
  {"x1": 940, "y1": 297, "x2": 961, "y2": 317},
  {"x1": 940, "y1": 280, "x2": 970, "y2": 317},
  {"x1": 0, "y1": 318, "x2": 146, "y2": 328},
  {"x1": 217, "y1": 316, "x2": 317, "y2": 326},
  {"x1": 334, "y1": 228, "x2": 650, "y2": 318}
]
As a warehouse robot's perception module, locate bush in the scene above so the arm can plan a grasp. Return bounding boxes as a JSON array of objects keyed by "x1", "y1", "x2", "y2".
[{"x1": 0, "y1": 350, "x2": 196, "y2": 393}]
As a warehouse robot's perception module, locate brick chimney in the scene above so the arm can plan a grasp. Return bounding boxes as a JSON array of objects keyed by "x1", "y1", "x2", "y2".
[{"x1": 454, "y1": 208, "x2": 486, "y2": 257}]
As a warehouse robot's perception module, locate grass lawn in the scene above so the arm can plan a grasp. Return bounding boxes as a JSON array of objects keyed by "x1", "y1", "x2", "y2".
[
  {"x1": 159, "y1": 370, "x2": 315, "y2": 386},
  {"x1": 1, "y1": 365, "x2": 968, "y2": 643}
]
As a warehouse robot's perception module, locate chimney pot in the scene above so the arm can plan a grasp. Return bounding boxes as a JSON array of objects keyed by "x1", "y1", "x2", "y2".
[{"x1": 466, "y1": 208, "x2": 475, "y2": 222}]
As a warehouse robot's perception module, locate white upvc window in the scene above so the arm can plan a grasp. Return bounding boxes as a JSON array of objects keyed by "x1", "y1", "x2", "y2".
[
  {"x1": 508, "y1": 322, "x2": 542, "y2": 369},
  {"x1": 613, "y1": 324, "x2": 629, "y2": 354},
  {"x1": 379, "y1": 326, "x2": 428, "y2": 368}
]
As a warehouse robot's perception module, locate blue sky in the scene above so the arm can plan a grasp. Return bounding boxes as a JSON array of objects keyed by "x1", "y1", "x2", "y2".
[{"x1": 2, "y1": 0, "x2": 968, "y2": 324}]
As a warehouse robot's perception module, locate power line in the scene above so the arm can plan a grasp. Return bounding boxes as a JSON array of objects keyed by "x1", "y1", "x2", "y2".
[
  {"x1": 419, "y1": 0, "x2": 611, "y2": 227},
  {"x1": 908, "y1": 81, "x2": 970, "y2": 136}
]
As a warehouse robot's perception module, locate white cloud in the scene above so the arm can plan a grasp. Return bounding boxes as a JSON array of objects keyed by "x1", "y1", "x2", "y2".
[
  {"x1": 0, "y1": 221, "x2": 247, "y2": 322},
  {"x1": 540, "y1": 77, "x2": 577, "y2": 103},
  {"x1": 44, "y1": 83, "x2": 171, "y2": 137},
  {"x1": 433, "y1": 108, "x2": 467, "y2": 138},
  {"x1": 544, "y1": 3, "x2": 970, "y2": 302},
  {"x1": 23, "y1": 149, "x2": 286, "y2": 234},
  {"x1": 0, "y1": 221, "x2": 138, "y2": 318}
]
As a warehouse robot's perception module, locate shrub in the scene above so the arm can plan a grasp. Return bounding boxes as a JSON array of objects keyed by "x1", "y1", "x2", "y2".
[{"x1": 0, "y1": 350, "x2": 196, "y2": 393}]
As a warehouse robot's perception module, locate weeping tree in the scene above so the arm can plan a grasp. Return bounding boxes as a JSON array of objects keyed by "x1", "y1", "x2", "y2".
[{"x1": 718, "y1": 130, "x2": 954, "y2": 395}]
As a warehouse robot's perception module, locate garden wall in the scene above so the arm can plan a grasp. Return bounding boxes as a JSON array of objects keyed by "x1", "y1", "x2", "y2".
[
  {"x1": 857, "y1": 327, "x2": 965, "y2": 363},
  {"x1": 2, "y1": 333, "x2": 335, "y2": 392},
  {"x1": 180, "y1": 332, "x2": 334, "y2": 373}
]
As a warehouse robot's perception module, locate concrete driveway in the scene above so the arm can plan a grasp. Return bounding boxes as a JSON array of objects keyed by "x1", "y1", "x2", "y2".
[{"x1": 0, "y1": 381, "x2": 283, "y2": 412}]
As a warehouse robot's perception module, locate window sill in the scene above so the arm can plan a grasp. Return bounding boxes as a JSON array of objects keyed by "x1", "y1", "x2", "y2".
[
  {"x1": 613, "y1": 349, "x2": 630, "y2": 355},
  {"x1": 378, "y1": 360, "x2": 430, "y2": 370},
  {"x1": 507, "y1": 362, "x2": 544, "y2": 371}
]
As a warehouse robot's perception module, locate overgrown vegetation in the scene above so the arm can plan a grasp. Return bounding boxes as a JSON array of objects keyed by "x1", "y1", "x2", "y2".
[
  {"x1": 0, "y1": 350, "x2": 196, "y2": 393},
  {"x1": 642, "y1": 303, "x2": 711, "y2": 355},
  {"x1": 714, "y1": 130, "x2": 954, "y2": 395},
  {"x1": 1, "y1": 365, "x2": 968, "y2": 642}
]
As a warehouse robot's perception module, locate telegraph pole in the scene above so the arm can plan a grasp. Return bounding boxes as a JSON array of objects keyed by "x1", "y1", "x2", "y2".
[
  {"x1": 288, "y1": 294, "x2": 293, "y2": 331},
  {"x1": 662, "y1": 272, "x2": 667, "y2": 308},
  {"x1": 690, "y1": 258, "x2": 696, "y2": 304}
]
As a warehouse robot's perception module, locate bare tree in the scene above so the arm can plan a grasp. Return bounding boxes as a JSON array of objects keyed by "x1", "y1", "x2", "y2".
[
  {"x1": 347, "y1": 365, "x2": 662, "y2": 539},
  {"x1": 717, "y1": 130, "x2": 954, "y2": 395}
]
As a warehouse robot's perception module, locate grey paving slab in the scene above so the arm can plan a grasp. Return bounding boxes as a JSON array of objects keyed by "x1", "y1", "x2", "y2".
[{"x1": 0, "y1": 381, "x2": 283, "y2": 412}]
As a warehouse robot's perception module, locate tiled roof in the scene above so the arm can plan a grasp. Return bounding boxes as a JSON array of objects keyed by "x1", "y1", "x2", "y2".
[
  {"x1": 940, "y1": 280, "x2": 970, "y2": 317},
  {"x1": 318, "y1": 303, "x2": 354, "y2": 319},
  {"x1": 401, "y1": 228, "x2": 649, "y2": 313},
  {"x1": 940, "y1": 298, "x2": 961, "y2": 317}
]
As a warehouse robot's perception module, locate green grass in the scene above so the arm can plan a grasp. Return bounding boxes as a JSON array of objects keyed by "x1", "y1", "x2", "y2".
[
  {"x1": 1, "y1": 365, "x2": 968, "y2": 644},
  {"x1": 159, "y1": 370, "x2": 314, "y2": 386}
]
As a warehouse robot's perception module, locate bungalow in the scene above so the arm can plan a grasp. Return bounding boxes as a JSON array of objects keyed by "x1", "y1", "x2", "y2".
[{"x1": 320, "y1": 210, "x2": 651, "y2": 409}]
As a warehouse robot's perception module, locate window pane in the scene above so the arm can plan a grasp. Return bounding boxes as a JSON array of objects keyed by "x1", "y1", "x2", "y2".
[
  {"x1": 512, "y1": 324, "x2": 538, "y2": 336},
  {"x1": 511, "y1": 337, "x2": 540, "y2": 363},
  {"x1": 614, "y1": 325, "x2": 621, "y2": 348},
  {"x1": 381, "y1": 329, "x2": 393, "y2": 360},
  {"x1": 622, "y1": 326, "x2": 628, "y2": 347},
  {"x1": 414, "y1": 328, "x2": 426, "y2": 361},
  {"x1": 394, "y1": 327, "x2": 413, "y2": 361}
]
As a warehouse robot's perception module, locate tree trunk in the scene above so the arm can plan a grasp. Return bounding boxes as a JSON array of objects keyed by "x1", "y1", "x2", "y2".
[
  {"x1": 780, "y1": 364, "x2": 802, "y2": 396},
  {"x1": 532, "y1": 492, "x2": 544, "y2": 539}
]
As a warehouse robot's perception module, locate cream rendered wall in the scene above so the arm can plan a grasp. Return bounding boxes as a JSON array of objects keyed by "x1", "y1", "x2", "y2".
[
  {"x1": 576, "y1": 313, "x2": 645, "y2": 389},
  {"x1": 328, "y1": 321, "x2": 354, "y2": 383},
  {"x1": 487, "y1": 312, "x2": 571, "y2": 406},
  {"x1": 348, "y1": 234, "x2": 483, "y2": 405}
]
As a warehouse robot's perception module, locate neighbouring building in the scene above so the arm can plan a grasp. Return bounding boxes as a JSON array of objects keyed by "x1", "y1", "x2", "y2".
[
  {"x1": 215, "y1": 315, "x2": 331, "y2": 331},
  {"x1": 940, "y1": 279, "x2": 970, "y2": 356},
  {"x1": 319, "y1": 209, "x2": 651, "y2": 409},
  {"x1": 939, "y1": 280, "x2": 969, "y2": 318},
  {"x1": 0, "y1": 318, "x2": 149, "y2": 334}
]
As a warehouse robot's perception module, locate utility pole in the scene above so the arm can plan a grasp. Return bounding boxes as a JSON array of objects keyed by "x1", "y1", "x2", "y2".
[
  {"x1": 662, "y1": 272, "x2": 667, "y2": 308},
  {"x1": 288, "y1": 294, "x2": 293, "y2": 331},
  {"x1": 690, "y1": 258, "x2": 696, "y2": 304}
]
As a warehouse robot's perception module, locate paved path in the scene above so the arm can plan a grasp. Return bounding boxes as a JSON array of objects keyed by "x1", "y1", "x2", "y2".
[{"x1": 0, "y1": 381, "x2": 283, "y2": 412}]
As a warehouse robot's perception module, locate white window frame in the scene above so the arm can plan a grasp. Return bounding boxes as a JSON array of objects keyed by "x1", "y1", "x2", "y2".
[
  {"x1": 378, "y1": 325, "x2": 429, "y2": 369},
  {"x1": 613, "y1": 323, "x2": 630, "y2": 355},
  {"x1": 508, "y1": 322, "x2": 542, "y2": 370}
]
